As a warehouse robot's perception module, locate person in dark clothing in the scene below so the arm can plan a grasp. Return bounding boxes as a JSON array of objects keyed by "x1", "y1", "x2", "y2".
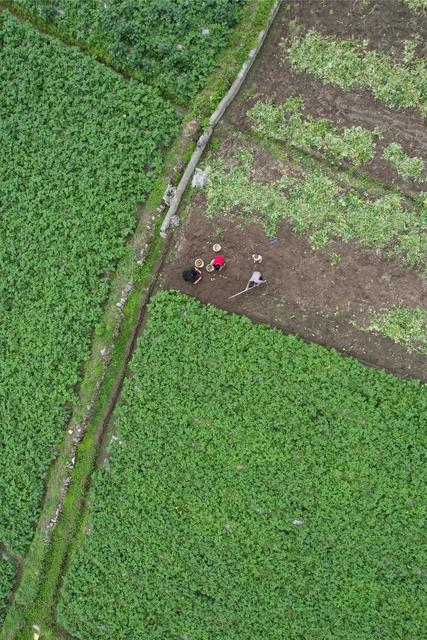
[{"x1": 182, "y1": 266, "x2": 202, "y2": 284}]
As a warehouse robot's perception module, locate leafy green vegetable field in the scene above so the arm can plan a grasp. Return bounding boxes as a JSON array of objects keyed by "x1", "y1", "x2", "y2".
[
  {"x1": 0, "y1": 12, "x2": 179, "y2": 556},
  {"x1": 0, "y1": 557, "x2": 16, "y2": 628},
  {"x1": 58, "y1": 291, "x2": 427, "y2": 640},
  {"x1": 8, "y1": 0, "x2": 246, "y2": 103}
]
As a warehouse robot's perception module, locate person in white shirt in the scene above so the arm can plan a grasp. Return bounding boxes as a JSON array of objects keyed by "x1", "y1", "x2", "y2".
[{"x1": 246, "y1": 271, "x2": 266, "y2": 289}]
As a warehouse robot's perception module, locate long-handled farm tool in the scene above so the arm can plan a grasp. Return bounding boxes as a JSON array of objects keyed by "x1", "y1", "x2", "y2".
[{"x1": 228, "y1": 281, "x2": 266, "y2": 300}]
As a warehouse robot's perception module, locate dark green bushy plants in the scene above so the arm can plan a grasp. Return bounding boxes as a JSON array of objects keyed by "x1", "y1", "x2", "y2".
[
  {"x1": 9, "y1": 0, "x2": 246, "y2": 102},
  {"x1": 0, "y1": 557, "x2": 15, "y2": 627},
  {"x1": 0, "y1": 12, "x2": 179, "y2": 555}
]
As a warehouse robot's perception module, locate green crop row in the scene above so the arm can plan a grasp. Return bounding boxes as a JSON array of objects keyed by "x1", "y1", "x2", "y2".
[
  {"x1": 7, "y1": 0, "x2": 246, "y2": 103},
  {"x1": 287, "y1": 31, "x2": 427, "y2": 116},
  {"x1": 402, "y1": 0, "x2": 427, "y2": 9},
  {"x1": 57, "y1": 291, "x2": 427, "y2": 639},
  {"x1": 359, "y1": 307, "x2": 427, "y2": 354},
  {"x1": 205, "y1": 148, "x2": 427, "y2": 270},
  {"x1": 248, "y1": 98, "x2": 426, "y2": 183},
  {"x1": 0, "y1": 556, "x2": 15, "y2": 628},
  {"x1": 0, "y1": 12, "x2": 179, "y2": 556},
  {"x1": 248, "y1": 97, "x2": 379, "y2": 166},
  {"x1": 382, "y1": 143, "x2": 426, "y2": 182}
]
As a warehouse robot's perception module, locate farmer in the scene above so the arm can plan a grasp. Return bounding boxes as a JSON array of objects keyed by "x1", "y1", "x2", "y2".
[
  {"x1": 210, "y1": 255, "x2": 225, "y2": 271},
  {"x1": 246, "y1": 271, "x2": 266, "y2": 289},
  {"x1": 182, "y1": 266, "x2": 202, "y2": 284}
]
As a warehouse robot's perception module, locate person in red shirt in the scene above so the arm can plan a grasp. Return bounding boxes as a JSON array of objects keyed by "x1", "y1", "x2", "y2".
[{"x1": 210, "y1": 255, "x2": 225, "y2": 271}]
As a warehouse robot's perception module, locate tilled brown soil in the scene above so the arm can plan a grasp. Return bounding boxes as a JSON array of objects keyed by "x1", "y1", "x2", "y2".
[
  {"x1": 225, "y1": 0, "x2": 427, "y2": 194},
  {"x1": 160, "y1": 202, "x2": 427, "y2": 382},
  {"x1": 159, "y1": 0, "x2": 427, "y2": 382},
  {"x1": 288, "y1": 0, "x2": 427, "y2": 58}
]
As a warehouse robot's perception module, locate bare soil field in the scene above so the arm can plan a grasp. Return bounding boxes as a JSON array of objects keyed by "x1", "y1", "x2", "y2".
[
  {"x1": 160, "y1": 195, "x2": 427, "y2": 383},
  {"x1": 159, "y1": 0, "x2": 427, "y2": 382}
]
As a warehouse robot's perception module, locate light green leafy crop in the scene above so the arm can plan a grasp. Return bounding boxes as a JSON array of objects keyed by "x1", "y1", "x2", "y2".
[
  {"x1": 287, "y1": 31, "x2": 427, "y2": 116},
  {"x1": 206, "y1": 151, "x2": 427, "y2": 270},
  {"x1": 363, "y1": 307, "x2": 427, "y2": 353},
  {"x1": 248, "y1": 97, "x2": 378, "y2": 166},
  {"x1": 382, "y1": 143, "x2": 426, "y2": 182}
]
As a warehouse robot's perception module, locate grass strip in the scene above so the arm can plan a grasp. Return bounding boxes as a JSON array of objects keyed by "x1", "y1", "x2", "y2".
[{"x1": 191, "y1": 0, "x2": 278, "y2": 126}]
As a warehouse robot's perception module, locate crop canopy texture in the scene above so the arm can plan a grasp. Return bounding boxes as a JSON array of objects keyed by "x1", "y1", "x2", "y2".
[
  {"x1": 0, "y1": 12, "x2": 179, "y2": 554},
  {"x1": 8, "y1": 0, "x2": 246, "y2": 103},
  {"x1": 58, "y1": 291, "x2": 427, "y2": 640},
  {"x1": 0, "y1": 556, "x2": 16, "y2": 627}
]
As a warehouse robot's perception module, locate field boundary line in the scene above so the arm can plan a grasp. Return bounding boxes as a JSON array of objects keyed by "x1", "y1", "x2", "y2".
[
  {"x1": 0, "y1": 113, "x2": 199, "y2": 639},
  {"x1": 50, "y1": 230, "x2": 177, "y2": 640}
]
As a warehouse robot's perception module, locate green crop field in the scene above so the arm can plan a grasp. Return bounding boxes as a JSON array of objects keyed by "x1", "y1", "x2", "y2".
[
  {"x1": 57, "y1": 291, "x2": 427, "y2": 640},
  {"x1": 8, "y1": 0, "x2": 246, "y2": 102},
  {"x1": 0, "y1": 558, "x2": 16, "y2": 628},
  {"x1": 0, "y1": 11, "x2": 179, "y2": 556}
]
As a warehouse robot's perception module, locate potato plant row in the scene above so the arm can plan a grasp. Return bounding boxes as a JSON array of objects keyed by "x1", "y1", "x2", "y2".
[
  {"x1": 0, "y1": 12, "x2": 179, "y2": 555},
  {"x1": 248, "y1": 98, "x2": 426, "y2": 183},
  {"x1": 205, "y1": 149, "x2": 427, "y2": 271},
  {"x1": 58, "y1": 291, "x2": 427, "y2": 640}
]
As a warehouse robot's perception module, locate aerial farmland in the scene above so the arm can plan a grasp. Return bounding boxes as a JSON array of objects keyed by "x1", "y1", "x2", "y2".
[{"x1": 0, "y1": 1, "x2": 426, "y2": 639}]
